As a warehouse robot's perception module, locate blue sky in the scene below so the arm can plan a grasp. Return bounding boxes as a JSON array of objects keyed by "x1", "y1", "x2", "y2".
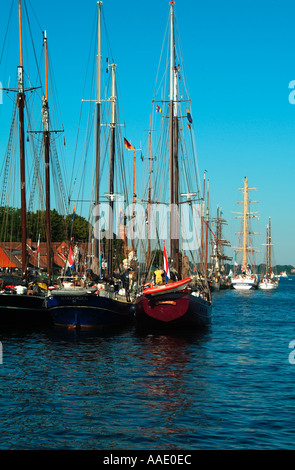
[{"x1": 0, "y1": 0, "x2": 294, "y2": 266}]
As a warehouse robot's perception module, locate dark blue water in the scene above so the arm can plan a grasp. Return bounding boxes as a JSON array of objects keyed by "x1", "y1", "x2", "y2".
[{"x1": 0, "y1": 278, "x2": 295, "y2": 450}]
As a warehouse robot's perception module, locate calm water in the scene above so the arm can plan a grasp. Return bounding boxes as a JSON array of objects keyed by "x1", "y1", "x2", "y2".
[{"x1": 0, "y1": 278, "x2": 295, "y2": 450}]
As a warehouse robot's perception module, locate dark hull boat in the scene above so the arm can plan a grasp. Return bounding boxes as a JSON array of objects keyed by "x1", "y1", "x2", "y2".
[
  {"x1": 0, "y1": 3, "x2": 64, "y2": 329},
  {"x1": 0, "y1": 292, "x2": 51, "y2": 328},
  {"x1": 44, "y1": 2, "x2": 138, "y2": 330},
  {"x1": 46, "y1": 289, "x2": 135, "y2": 329},
  {"x1": 135, "y1": 285, "x2": 211, "y2": 330}
]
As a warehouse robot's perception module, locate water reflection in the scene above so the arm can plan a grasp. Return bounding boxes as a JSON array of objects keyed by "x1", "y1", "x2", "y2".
[
  {"x1": 131, "y1": 328, "x2": 212, "y2": 446},
  {"x1": 46, "y1": 325, "x2": 133, "y2": 344}
]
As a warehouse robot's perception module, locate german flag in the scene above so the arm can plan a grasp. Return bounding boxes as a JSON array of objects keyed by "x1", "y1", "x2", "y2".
[{"x1": 124, "y1": 137, "x2": 134, "y2": 150}]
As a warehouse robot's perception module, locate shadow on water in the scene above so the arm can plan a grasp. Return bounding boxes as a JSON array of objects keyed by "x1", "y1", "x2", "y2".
[{"x1": 45, "y1": 324, "x2": 135, "y2": 344}]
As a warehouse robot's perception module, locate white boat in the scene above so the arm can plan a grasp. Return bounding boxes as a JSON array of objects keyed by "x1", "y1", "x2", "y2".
[
  {"x1": 232, "y1": 271, "x2": 258, "y2": 290},
  {"x1": 259, "y1": 277, "x2": 278, "y2": 290},
  {"x1": 231, "y1": 177, "x2": 259, "y2": 291}
]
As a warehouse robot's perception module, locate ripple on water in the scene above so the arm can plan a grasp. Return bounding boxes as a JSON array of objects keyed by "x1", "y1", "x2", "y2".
[{"x1": 0, "y1": 281, "x2": 295, "y2": 449}]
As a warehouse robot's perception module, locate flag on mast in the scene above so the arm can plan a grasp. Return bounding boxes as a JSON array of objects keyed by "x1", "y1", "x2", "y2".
[
  {"x1": 37, "y1": 234, "x2": 40, "y2": 269},
  {"x1": 68, "y1": 246, "x2": 75, "y2": 269},
  {"x1": 124, "y1": 137, "x2": 134, "y2": 150},
  {"x1": 186, "y1": 108, "x2": 193, "y2": 123},
  {"x1": 163, "y1": 241, "x2": 170, "y2": 283}
]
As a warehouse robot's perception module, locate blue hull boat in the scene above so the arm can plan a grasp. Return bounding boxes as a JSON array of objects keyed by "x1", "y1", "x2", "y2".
[{"x1": 46, "y1": 288, "x2": 135, "y2": 329}]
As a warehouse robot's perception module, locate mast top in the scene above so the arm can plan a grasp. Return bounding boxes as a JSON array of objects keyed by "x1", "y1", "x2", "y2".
[{"x1": 18, "y1": 0, "x2": 23, "y2": 67}]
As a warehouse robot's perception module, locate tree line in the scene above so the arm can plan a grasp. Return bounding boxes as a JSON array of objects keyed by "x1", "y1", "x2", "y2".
[{"x1": 0, "y1": 207, "x2": 92, "y2": 243}]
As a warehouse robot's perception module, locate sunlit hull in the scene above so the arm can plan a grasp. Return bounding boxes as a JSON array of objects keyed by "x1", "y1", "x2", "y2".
[
  {"x1": 135, "y1": 290, "x2": 212, "y2": 330},
  {"x1": 231, "y1": 274, "x2": 258, "y2": 290}
]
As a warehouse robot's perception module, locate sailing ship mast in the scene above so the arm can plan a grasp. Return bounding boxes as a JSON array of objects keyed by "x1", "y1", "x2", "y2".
[
  {"x1": 18, "y1": 0, "x2": 27, "y2": 277},
  {"x1": 42, "y1": 31, "x2": 51, "y2": 281},
  {"x1": 107, "y1": 63, "x2": 116, "y2": 275},
  {"x1": 235, "y1": 177, "x2": 259, "y2": 271},
  {"x1": 94, "y1": 0, "x2": 102, "y2": 273},
  {"x1": 200, "y1": 171, "x2": 206, "y2": 274},
  {"x1": 265, "y1": 217, "x2": 272, "y2": 276},
  {"x1": 147, "y1": 117, "x2": 152, "y2": 267},
  {"x1": 210, "y1": 206, "x2": 232, "y2": 274},
  {"x1": 204, "y1": 179, "x2": 209, "y2": 276},
  {"x1": 169, "y1": 0, "x2": 180, "y2": 275}
]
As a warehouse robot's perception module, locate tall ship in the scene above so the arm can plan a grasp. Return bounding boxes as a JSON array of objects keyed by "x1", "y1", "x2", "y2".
[
  {"x1": 209, "y1": 206, "x2": 232, "y2": 290},
  {"x1": 0, "y1": 0, "x2": 62, "y2": 328},
  {"x1": 258, "y1": 217, "x2": 279, "y2": 290},
  {"x1": 231, "y1": 177, "x2": 259, "y2": 290},
  {"x1": 45, "y1": 2, "x2": 135, "y2": 329},
  {"x1": 134, "y1": 1, "x2": 212, "y2": 329}
]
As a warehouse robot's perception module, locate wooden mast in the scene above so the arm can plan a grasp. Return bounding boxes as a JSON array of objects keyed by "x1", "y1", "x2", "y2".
[
  {"x1": 265, "y1": 224, "x2": 269, "y2": 275},
  {"x1": 42, "y1": 31, "x2": 51, "y2": 281},
  {"x1": 200, "y1": 171, "x2": 206, "y2": 274},
  {"x1": 242, "y1": 176, "x2": 248, "y2": 270},
  {"x1": 267, "y1": 217, "x2": 271, "y2": 275},
  {"x1": 235, "y1": 176, "x2": 259, "y2": 271},
  {"x1": 107, "y1": 63, "x2": 116, "y2": 276},
  {"x1": 132, "y1": 148, "x2": 136, "y2": 252},
  {"x1": 18, "y1": 0, "x2": 27, "y2": 278},
  {"x1": 94, "y1": 0, "x2": 102, "y2": 272},
  {"x1": 169, "y1": 0, "x2": 175, "y2": 269},
  {"x1": 204, "y1": 179, "x2": 209, "y2": 276},
  {"x1": 173, "y1": 78, "x2": 179, "y2": 274},
  {"x1": 147, "y1": 116, "x2": 152, "y2": 267},
  {"x1": 169, "y1": 0, "x2": 180, "y2": 274}
]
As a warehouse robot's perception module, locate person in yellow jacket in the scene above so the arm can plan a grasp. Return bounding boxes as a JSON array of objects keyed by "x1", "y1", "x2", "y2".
[{"x1": 154, "y1": 269, "x2": 164, "y2": 285}]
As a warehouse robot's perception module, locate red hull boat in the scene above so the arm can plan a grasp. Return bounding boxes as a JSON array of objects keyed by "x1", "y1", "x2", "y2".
[
  {"x1": 135, "y1": 2, "x2": 213, "y2": 331},
  {"x1": 135, "y1": 280, "x2": 212, "y2": 329}
]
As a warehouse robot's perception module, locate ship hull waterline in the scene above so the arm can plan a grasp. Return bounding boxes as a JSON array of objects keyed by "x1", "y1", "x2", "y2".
[
  {"x1": 46, "y1": 291, "x2": 135, "y2": 329},
  {"x1": 231, "y1": 275, "x2": 258, "y2": 290},
  {"x1": 135, "y1": 290, "x2": 212, "y2": 330},
  {"x1": 0, "y1": 293, "x2": 52, "y2": 328},
  {"x1": 258, "y1": 281, "x2": 278, "y2": 290}
]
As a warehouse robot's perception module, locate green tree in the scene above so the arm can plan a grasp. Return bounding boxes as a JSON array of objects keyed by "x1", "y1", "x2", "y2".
[{"x1": 65, "y1": 213, "x2": 92, "y2": 242}]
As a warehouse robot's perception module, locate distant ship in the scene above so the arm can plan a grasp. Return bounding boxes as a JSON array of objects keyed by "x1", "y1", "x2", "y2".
[
  {"x1": 258, "y1": 217, "x2": 279, "y2": 290},
  {"x1": 279, "y1": 271, "x2": 288, "y2": 278},
  {"x1": 231, "y1": 177, "x2": 259, "y2": 290}
]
